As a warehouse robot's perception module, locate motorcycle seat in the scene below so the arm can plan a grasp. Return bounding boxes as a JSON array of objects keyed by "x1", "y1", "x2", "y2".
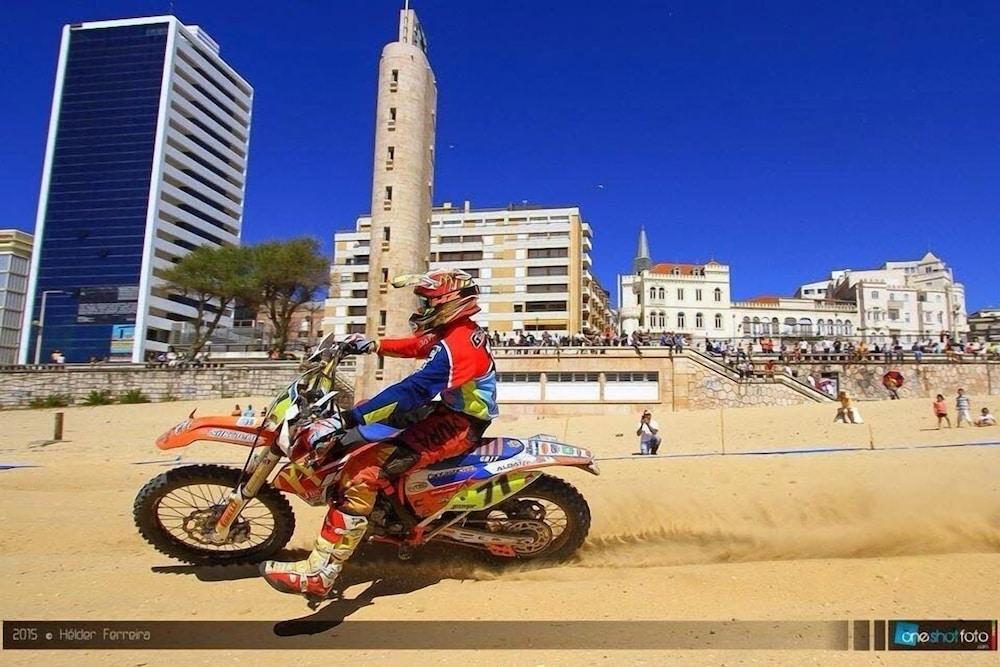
[{"x1": 425, "y1": 437, "x2": 525, "y2": 470}]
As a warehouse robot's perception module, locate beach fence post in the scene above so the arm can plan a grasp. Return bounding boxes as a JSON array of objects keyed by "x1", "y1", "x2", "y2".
[
  {"x1": 867, "y1": 422, "x2": 875, "y2": 450},
  {"x1": 54, "y1": 411, "x2": 64, "y2": 441},
  {"x1": 719, "y1": 407, "x2": 726, "y2": 455}
]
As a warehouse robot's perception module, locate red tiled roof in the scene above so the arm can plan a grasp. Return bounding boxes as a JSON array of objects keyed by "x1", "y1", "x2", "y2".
[
  {"x1": 746, "y1": 295, "x2": 781, "y2": 304},
  {"x1": 650, "y1": 262, "x2": 699, "y2": 275}
]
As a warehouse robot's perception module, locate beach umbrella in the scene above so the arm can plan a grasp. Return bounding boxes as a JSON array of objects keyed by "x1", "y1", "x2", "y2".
[{"x1": 882, "y1": 370, "x2": 904, "y2": 387}]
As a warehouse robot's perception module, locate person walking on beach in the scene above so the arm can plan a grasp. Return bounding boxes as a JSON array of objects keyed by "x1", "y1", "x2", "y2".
[
  {"x1": 955, "y1": 388, "x2": 972, "y2": 427},
  {"x1": 637, "y1": 410, "x2": 661, "y2": 455},
  {"x1": 933, "y1": 394, "x2": 951, "y2": 429}
]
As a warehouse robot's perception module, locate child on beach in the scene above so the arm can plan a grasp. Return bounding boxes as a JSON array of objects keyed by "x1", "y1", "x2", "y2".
[
  {"x1": 933, "y1": 394, "x2": 951, "y2": 429},
  {"x1": 975, "y1": 407, "x2": 996, "y2": 427},
  {"x1": 956, "y1": 388, "x2": 972, "y2": 427}
]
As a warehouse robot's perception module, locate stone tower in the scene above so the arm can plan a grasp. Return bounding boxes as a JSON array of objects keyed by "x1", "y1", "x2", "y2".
[
  {"x1": 355, "y1": 7, "x2": 437, "y2": 399},
  {"x1": 632, "y1": 225, "x2": 651, "y2": 274}
]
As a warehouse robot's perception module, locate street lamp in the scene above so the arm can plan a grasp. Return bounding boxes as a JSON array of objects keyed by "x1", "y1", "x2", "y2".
[{"x1": 33, "y1": 289, "x2": 69, "y2": 365}]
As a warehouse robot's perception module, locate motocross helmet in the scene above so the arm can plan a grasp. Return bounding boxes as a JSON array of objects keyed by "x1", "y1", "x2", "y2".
[{"x1": 392, "y1": 268, "x2": 480, "y2": 334}]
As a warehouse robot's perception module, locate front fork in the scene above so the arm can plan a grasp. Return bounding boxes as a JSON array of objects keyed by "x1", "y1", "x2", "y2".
[{"x1": 210, "y1": 445, "x2": 282, "y2": 542}]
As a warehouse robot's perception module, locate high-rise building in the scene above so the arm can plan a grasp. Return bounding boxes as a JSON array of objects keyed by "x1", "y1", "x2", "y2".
[
  {"x1": 354, "y1": 8, "x2": 437, "y2": 397},
  {"x1": 323, "y1": 201, "x2": 613, "y2": 339},
  {"x1": 20, "y1": 16, "x2": 252, "y2": 363},
  {"x1": 0, "y1": 230, "x2": 33, "y2": 365}
]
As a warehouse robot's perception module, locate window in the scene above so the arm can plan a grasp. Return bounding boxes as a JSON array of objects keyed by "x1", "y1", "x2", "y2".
[
  {"x1": 714, "y1": 287, "x2": 722, "y2": 302},
  {"x1": 438, "y1": 250, "x2": 482, "y2": 262},
  {"x1": 387, "y1": 146, "x2": 394, "y2": 161},
  {"x1": 888, "y1": 308, "x2": 899, "y2": 321},
  {"x1": 383, "y1": 227, "x2": 390, "y2": 242},
  {"x1": 871, "y1": 290, "x2": 879, "y2": 299},
  {"x1": 695, "y1": 312, "x2": 704, "y2": 328},
  {"x1": 695, "y1": 289, "x2": 702, "y2": 301},
  {"x1": 527, "y1": 283, "x2": 567, "y2": 293},
  {"x1": 497, "y1": 372, "x2": 542, "y2": 383},
  {"x1": 391, "y1": 69, "x2": 399, "y2": 83},
  {"x1": 649, "y1": 287, "x2": 656, "y2": 300},
  {"x1": 351, "y1": 289, "x2": 367, "y2": 298},
  {"x1": 378, "y1": 310, "x2": 387, "y2": 326},
  {"x1": 677, "y1": 312, "x2": 686, "y2": 328},
  {"x1": 548, "y1": 373, "x2": 599, "y2": 383},
  {"x1": 714, "y1": 313, "x2": 722, "y2": 329},
  {"x1": 676, "y1": 288, "x2": 684, "y2": 301},
  {"x1": 389, "y1": 107, "x2": 397, "y2": 122},
  {"x1": 527, "y1": 266, "x2": 568, "y2": 277},
  {"x1": 384, "y1": 186, "x2": 392, "y2": 201},
  {"x1": 347, "y1": 306, "x2": 366, "y2": 316},
  {"x1": 525, "y1": 301, "x2": 567, "y2": 312},
  {"x1": 380, "y1": 268, "x2": 388, "y2": 282},
  {"x1": 527, "y1": 247, "x2": 568, "y2": 259},
  {"x1": 352, "y1": 272, "x2": 368, "y2": 282},
  {"x1": 605, "y1": 372, "x2": 658, "y2": 382},
  {"x1": 658, "y1": 287, "x2": 665, "y2": 300}
]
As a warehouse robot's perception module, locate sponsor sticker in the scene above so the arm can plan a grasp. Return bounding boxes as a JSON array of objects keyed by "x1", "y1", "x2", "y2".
[{"x1": 207, "y1": 428, "x2": 258, "y2": 443}]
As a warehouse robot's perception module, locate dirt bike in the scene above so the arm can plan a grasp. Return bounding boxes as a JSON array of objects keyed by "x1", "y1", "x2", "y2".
[{"x1": 133, "y1": 333, "x2": 599, "y2": 567}]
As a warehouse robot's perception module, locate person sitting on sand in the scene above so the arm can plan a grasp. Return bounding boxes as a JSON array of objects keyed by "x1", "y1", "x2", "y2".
[
  {"x1": 933, "y1": 394, "x2": 951, "y2": 429},
  {"x1": 975, "y1": 407, "x2": 996, "y2": 427},
  {"x1": 835, "y1": 390, "x2": 863, "y2": 424}
]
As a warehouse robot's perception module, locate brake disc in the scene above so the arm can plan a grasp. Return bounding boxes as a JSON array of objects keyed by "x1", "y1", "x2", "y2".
[{"x1": 503, "y1": 519, "x2": 553, "y2": 555}]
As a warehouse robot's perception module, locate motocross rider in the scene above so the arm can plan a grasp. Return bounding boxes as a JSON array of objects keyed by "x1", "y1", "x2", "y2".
[{"x1": 260, "y1": 268, "x2": 498, "y2": 597}]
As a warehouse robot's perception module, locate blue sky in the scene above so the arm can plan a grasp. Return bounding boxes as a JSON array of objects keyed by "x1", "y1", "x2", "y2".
[{"x1": 2, "y1": 1, "x2": 998, "y2": 309}]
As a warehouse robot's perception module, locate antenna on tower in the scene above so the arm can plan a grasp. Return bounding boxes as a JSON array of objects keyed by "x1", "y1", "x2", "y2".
[{"x1": 404, "y1": 0, "x2": 410, "y2": 10}]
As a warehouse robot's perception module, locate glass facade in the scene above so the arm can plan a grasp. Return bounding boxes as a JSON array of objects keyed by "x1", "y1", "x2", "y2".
[{"x1": 30, "y1": 24, "x2": 167, "y2": 362}]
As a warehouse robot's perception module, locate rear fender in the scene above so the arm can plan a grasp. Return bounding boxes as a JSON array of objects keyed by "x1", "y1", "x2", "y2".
[
  {"x1": 485, "y1": 436, "x2": 601, "y2": 477},
  {"x1": 156, "y1": 414, "x2": 277, "y2": 450}
]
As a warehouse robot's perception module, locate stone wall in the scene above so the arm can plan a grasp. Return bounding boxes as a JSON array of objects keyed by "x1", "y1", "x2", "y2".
[
  {"x1": 681, "y1": 358, "x2": 814, "y2": 409},
  {"x1": 791, "y1": 360, "x2": 1000, "y2": 400},
  {"x1": 0, "y1": 363, "x2": 303, "y2": 409}
]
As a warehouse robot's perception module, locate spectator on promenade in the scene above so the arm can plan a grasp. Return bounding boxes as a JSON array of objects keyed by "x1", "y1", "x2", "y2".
[
  {"x1": 630, "y1": 331, "x2": 643, "y2": 356},
  {"x1": 806, "y1": 372, "x2": 817, "y2": 389},
  {"x1": 674, "y1": 333, "x2": 685, "y2": 353},
  {"x1": 50, "y1": 349, "x2": 65, "y2": 364},
  {"x1": 975, "y1": 407, "x2": 996, "y2": 427},
  {"x1": 636, "y1": 410, "x2": 661, "y2": 455},
  {"x1": 956, "y1": 388, "x2": 972, "y2": 427},
  {"x1": 933, "y1": 394, "x2": 951, "y2": 429},
  {"x1": 911, "y1": 341, "x2": 923, "y2": 363},
  {"x1": 764, "y1": 358, "x2": 776, "y2": 380}
]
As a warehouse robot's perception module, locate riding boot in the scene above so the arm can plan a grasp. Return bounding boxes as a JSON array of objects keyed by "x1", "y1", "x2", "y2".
[{"x1": 259, "y1": 509, "x2": 368, "y2": 598}]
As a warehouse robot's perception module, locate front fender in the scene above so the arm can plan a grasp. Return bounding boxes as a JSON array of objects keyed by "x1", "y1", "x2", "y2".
[{"x1": 156, "y1": 415, "x2": 277, "y2": 450}]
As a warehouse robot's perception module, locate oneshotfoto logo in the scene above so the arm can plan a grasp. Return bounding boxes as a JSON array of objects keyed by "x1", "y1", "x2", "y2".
[{"x1": 890, "y1": 620, "x2": 997, "y2": 651}]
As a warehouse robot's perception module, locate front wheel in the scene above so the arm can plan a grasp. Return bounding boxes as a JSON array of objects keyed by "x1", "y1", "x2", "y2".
[
  {"x1": 466, "y1": 473, "x2": 591, "y2": 562},
  {"x1": 133, "y1": 464, "x2": 295, "y2": 565}
]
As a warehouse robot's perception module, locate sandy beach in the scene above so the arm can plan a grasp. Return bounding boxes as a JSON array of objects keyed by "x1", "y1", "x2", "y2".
[{"x1": 1, "y1": 394, "x2": 998, "y2": 665}]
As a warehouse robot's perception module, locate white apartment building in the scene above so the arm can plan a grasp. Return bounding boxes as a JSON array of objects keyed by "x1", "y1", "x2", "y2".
[
  {"x1": 619, "y1": 233, "x2": 967, "y2": 344},
  {"x1": 820, "y1": 252, "x2": 968, "y2": 344},
  {"x1": 323, "y1": 202, "x2": 613, "y2": 338},
  {"x1": 21, "y1": 16, "x2": 252, "y2": 363},
  {"x1": 0, "y1": 230, "x2": 33, "y2": 365}
]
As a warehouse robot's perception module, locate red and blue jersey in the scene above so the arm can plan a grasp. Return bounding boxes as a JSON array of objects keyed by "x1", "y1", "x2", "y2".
[{"x1": 349, "y1": 320, "x2": 499, "y2": 426}]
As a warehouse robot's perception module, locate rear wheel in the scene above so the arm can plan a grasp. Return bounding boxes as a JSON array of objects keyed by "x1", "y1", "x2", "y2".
[
  {"x1": 133, "y1": 464, "x2": 295, "y2": 565},
  {"x1": 465, "y1": 474, "x2": 591, "y2": 562}
]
